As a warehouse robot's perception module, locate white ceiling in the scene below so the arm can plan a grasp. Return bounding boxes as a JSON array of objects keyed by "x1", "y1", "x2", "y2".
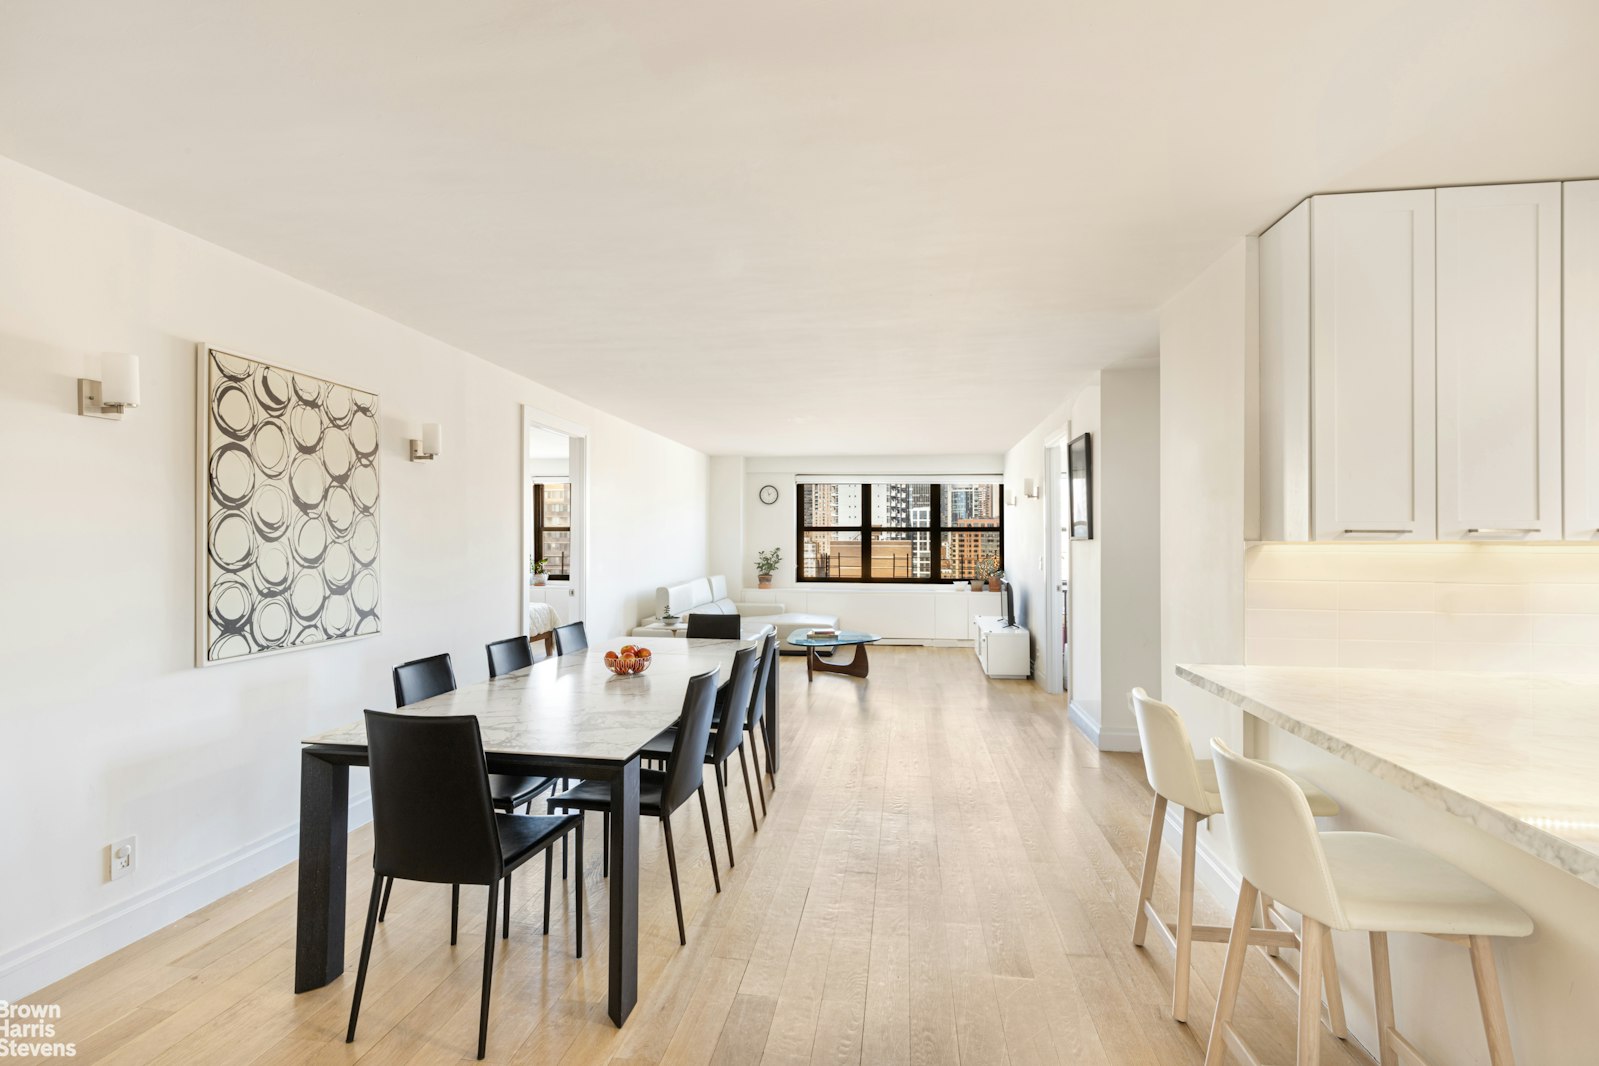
[{"x1": 4, "y1": 2, "x2": 1599, "y2": 455}]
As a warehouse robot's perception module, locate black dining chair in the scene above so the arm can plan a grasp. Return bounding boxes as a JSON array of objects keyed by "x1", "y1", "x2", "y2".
[
  {"x1": 742, "y1": 630, "x2": 779, "y2": 811},
  {"x1": 685, "y1": 613, "x2": 742, "y2": 640},
  {"x1": 485, "y1": 635, "x2": 534, "y2": 678},
  {"x1": 548, "y1": 668, "x2": 721, "y2": 945},
  {"x1": 553, "y1": 622, "x2": 587, "y2": 655},
  {"x1": 639, "y1": 645, "x2": 759, "y2": 864},
  {"x1": 379, "y1": 653, "x2": 559, "y2": 923},
  {"x1": 347, "y1": 710, "x2": 582, "y2": 1060}
]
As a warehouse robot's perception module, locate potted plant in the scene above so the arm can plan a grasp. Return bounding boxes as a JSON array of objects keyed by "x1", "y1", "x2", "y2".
[
  {"x1": 530, "y1": 555, "x2": 549, "y2": 587},
  {"x1": 755, "y1": 547, "x2": 783, "y2": 589},
  {"x1": 981, "y1": 557, "x2": 1004, "y2": 592}
]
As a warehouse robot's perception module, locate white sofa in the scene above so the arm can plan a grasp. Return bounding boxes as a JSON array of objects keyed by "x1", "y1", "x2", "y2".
[{"x1": 634, "y1": 575, "x2": 838, "y2": 651}]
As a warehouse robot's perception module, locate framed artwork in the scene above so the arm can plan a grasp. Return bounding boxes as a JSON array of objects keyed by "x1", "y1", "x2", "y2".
[
  {"x1": 1068, "y1": 432, "x2": 1093, "y2": 540},
  {"x1": 195, "y1": 344, "x2": 381, "y2": 665}
]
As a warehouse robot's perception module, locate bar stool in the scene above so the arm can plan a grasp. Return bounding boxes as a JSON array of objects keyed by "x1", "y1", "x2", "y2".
[
  {"x1": 1207, "y1": 740, "x2": 1532, "y2": 1066},
  {"x1": 1129, "y1": 688, "x2": 1344, "y2": 1026}
]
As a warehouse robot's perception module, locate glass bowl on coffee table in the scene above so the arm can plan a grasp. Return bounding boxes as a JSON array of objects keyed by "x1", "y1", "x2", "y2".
[{"x1": 786, "y1": 630, "x2": 881, "y2": 681}]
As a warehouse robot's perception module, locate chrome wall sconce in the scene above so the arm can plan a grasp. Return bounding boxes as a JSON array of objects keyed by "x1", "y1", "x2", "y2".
[
  {"x1": 78, "y1": 353, "x2": 141, "y2": 420},
  {"x1": 409, "y1": 422, "x2": 442, "y2": 462}
]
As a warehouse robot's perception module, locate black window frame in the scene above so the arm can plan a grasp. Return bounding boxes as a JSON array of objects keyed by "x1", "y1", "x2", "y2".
[
  {"x1": 533, "y1": 482, "x2": 572, "y2": 581},
  {"x1": 796, "y1": 481, "x2": 1004, "y2": 584}
]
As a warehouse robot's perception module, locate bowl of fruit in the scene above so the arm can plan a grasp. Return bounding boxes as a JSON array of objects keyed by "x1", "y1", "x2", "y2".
[{"x1": 604, "y1": 645, "x2": 653, "y2": 676}]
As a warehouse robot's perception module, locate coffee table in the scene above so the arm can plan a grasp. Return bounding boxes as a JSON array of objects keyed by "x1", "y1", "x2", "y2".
[{"x1": 788, "y1": 630, "x2": 881, "y2": 680}]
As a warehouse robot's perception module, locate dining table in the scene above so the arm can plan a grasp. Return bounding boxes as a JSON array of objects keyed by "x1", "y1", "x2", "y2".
[{"x1": 293, "y1": 628, "x2": 778, "y2": 1027}]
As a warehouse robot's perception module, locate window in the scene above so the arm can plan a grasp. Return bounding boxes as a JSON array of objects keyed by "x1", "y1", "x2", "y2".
[
  {"x1": 533, "y1": 482, "x2": 571, "y2": 580},
  {"x1": 797, "y1": 481, "x2": 1002, "y2": 582}
]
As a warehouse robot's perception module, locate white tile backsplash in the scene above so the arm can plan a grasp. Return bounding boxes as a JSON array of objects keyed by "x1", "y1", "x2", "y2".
[{"x1": 1245, "y1": 545, "x2": 1599, "y2": 676}]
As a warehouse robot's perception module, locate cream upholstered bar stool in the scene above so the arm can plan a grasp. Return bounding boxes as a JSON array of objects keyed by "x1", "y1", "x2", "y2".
[
  {"x1": 1207, "y1": 740, "x2": 1533, "y2": 1066},
  {"x1": 1129, "y1": 688, "x2": 1344, "y2": 1027}
]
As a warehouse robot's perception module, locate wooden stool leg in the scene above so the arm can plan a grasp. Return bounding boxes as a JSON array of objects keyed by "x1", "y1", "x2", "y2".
[
  {"x1": 1205, "y1": 881, "x2": 1258, "y2": 1066},
  {"x1": 1132, "y1": 794, "x2": 1167, "y2": 948},
  {"x1": 1469, "y1": 935, "x2": 1517, "y2": 1066},
  {"x1": 1297, "y1": 917, "x2": 1326, "y2": 1066},
  {"x1": 1173, "y1": 807, "x2": 1199, "y2": 1023},
  {"x1": 1369, "y1": 932, "x2": 1398, "y2": 1066},
  {"x1": 1260, "y1": 891, "x2": 1281, "y2": 956},
  {"x1": 1320, "y1": 927, "x2": 1348, "y2": 1039}
]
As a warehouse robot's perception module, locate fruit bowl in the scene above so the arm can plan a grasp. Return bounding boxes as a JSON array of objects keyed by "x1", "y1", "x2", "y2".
[{"x1": 604, "y1": 645, "x2": 653, "y2": 676}]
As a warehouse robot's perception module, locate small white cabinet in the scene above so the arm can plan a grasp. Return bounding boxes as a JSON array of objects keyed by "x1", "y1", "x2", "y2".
[
  {"x1": 1435, "y1": 183, "x2": 1562, "y2": 540},
  {"x1": 1310, "y1": 190, "x2": 1437, "y2": 541},
  {"x1": 1566, "y1": 180, "x2": 1599, "y2": 541},
  {"x1": 974, "y1": 615, "x2": 1029, "y2": 679}
]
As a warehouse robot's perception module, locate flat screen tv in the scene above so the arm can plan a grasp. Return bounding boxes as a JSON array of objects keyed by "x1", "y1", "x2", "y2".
[{"x1": 1000, "y1": 577, "x2": 1017, "y2": 628}]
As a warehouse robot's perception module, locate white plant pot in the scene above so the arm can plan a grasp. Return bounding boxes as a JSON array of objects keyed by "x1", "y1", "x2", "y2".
[{"x1": 532, "y1": 573, "x2": 548, "y2": 586}]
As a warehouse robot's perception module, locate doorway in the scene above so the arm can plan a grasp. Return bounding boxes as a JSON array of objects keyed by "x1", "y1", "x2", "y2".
[{"x1": 522, "y1": 407, "x2": 588, "y2": 651}]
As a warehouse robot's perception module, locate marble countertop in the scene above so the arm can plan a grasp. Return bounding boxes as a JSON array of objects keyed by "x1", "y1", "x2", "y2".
[
  {"x1": 304, "y1": 636, "x2": 754, "y2": 762},
  {"x1": 1177, "y1": 664, "x2": 1599, "y2": 889}
]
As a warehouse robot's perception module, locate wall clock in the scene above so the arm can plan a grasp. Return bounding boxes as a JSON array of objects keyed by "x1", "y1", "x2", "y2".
[{"x1": 759, "y1": 484, "x2": 779, "y2": 505}]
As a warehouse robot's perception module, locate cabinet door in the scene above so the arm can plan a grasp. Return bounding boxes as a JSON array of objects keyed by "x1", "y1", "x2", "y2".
[
  {"x1": 1566, "y1": 180, "x2": 1599, "y2": 540},
  {"x1": 1310, "y1": 190, "x2": 1436, "y2": 540},
  {"x1": 1436, "y1": 183, "x2": 1562, "y2": 540}
]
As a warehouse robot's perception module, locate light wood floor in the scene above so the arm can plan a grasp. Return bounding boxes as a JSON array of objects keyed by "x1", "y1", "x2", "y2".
[{"x1": 33, "y1": 647, "x2": 1375, "y2": 1065}]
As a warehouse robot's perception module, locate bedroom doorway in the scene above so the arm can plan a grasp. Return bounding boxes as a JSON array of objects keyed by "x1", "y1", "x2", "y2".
[{"x1": 522, "y1": 407, "x2": 588, "y2": 655}]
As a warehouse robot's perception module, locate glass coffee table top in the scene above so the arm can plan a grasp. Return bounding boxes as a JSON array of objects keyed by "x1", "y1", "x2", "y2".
[{"x1": 786, "y1": 630, "x2": 880, "y2": 648}]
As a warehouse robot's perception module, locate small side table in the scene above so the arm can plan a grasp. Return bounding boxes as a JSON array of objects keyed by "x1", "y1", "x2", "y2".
[{"x1": 787, "y1": 631, "x2": 881, "y2": 681}]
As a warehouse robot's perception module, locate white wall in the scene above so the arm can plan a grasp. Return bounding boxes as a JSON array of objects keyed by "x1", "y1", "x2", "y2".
[
  {"x1": 1065, "y1": 385, "x2": 1103, "y2": 730},
  {"x1": 1158, "y1": 240, "x2": 1254, "y2": 755},
  {"x1": 0, "y1": 155, "x2": 709, "y2": 998},
  {"x1": 1097, "y1": 364, "x2": 1161, "y2": 744},
  {"x1": 1000, "y1": 398, "x2": 1071, "y2": 674},
  {"x1": 706, "y1": 455, "x2": 745, "y2": 582},
  {"x1": 1160, "y1": 237, "x2": 1599, "y2": 1064}
]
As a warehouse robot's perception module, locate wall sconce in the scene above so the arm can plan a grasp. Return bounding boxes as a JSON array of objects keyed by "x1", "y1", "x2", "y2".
[
  {"x1": 78, "y1": 353, "x2": 141, "y2": 420},
  {"x1": 409, "y1": 422, "x2": 442, "y2": 462},
  {"x1": 1023, "y1": 477, "x2": 1040, "y2": 500}
]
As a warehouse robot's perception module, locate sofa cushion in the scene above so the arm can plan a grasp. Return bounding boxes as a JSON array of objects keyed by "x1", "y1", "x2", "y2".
[
  {"x1": 659, "y1": 581, "x2": 697, "y2": 617},
  {"x1": 709, "y1": 575, "x2": 729, "y2": 600},
  {"x1": 688, "y1": 578, "x2": 713, "y2": 608}
]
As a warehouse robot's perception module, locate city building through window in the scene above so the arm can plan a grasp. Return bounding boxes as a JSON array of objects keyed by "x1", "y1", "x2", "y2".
[
  {"x1": 534, "y1": 482, "x2": 572, "y2": 580},
  {"x1": 797, "y1": 481, "x2": 1003, "y2": 582}
]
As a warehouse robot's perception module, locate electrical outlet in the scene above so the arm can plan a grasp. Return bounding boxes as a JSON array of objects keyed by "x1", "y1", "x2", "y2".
[{"x1": 108, "y1": 836, "x2": 136, "y2": 881}]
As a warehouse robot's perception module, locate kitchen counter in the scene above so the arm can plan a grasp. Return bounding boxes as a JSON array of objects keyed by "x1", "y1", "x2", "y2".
[{"x1": 1177, "y1": 664, "x2": 1599, "y2": 889}]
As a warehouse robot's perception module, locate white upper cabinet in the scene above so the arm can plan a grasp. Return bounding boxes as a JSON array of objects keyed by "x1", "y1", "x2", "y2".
[
  {"x1": 1309, "y1": 190, "x2": 1437, "y2": 540},
  {"x1": 1257, "y1": 200, "x2": 1311, "y2": 541},
  {"x1": 1435, "y1": 183, "x2": 1562, "y2": 540},
  {"x1": 1566, "y1": 180, "x2": 1599, "y2": 541}
]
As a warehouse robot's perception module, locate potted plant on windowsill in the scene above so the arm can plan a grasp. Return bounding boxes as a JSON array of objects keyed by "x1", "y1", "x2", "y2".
[
  {"x1": 530, "y1": 555, "x2": 549, "y2": 587},
  {"x1": 755, "y1": 547, "x2": 782, "y2": 589},
  {"x1": 981, "y1": 557, "x2": 1004, "y2": 592}
]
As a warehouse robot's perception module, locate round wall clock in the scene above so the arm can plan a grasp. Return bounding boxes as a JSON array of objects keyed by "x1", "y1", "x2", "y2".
[{"x1": 758, "y1": 484, "x2": 779, "y2": 505}]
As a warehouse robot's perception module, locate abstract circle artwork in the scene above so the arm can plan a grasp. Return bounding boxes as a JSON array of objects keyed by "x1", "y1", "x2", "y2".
[{"x1": 199, "y1": 346, "x2": 381, "y2": 664}]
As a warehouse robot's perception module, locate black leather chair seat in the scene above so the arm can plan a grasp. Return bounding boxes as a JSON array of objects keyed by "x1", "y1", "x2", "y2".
[
  {"x1": 490, "y1": 774, "x2": 557, "y2": 810},
  {"x1": 496, "y1": 812, "x2": 580, "y2": 869},
  {"x1": 552, "y1": 770, "x2": 669, "y2": 817}
]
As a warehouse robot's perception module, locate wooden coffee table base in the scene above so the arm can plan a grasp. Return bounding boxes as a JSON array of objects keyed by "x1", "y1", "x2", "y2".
[{"x1": 807, "y1": 642, "x2": 870, "y2": 680}]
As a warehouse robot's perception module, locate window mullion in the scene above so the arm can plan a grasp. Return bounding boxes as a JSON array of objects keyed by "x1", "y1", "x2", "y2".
[{"x1": 861, "y1": 483, "x2": 872, "y2": 582}]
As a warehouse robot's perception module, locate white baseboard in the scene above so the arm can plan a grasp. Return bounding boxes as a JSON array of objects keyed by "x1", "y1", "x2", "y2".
[
  {"x1": 1067, "y1": 699, "x2": 1141, "y2": 752},
  {"x1": 0, "y1": 794, "x2": 373, "y2": 1001}
]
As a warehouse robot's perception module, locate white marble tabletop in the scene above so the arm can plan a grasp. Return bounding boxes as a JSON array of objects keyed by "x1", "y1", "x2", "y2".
[
  {"x1": 304, "y1": 636, "x2": 757, "y2": 762},
  {"x1": 1178, "y1": 664, "x2": 1599, "y2": 889}
]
